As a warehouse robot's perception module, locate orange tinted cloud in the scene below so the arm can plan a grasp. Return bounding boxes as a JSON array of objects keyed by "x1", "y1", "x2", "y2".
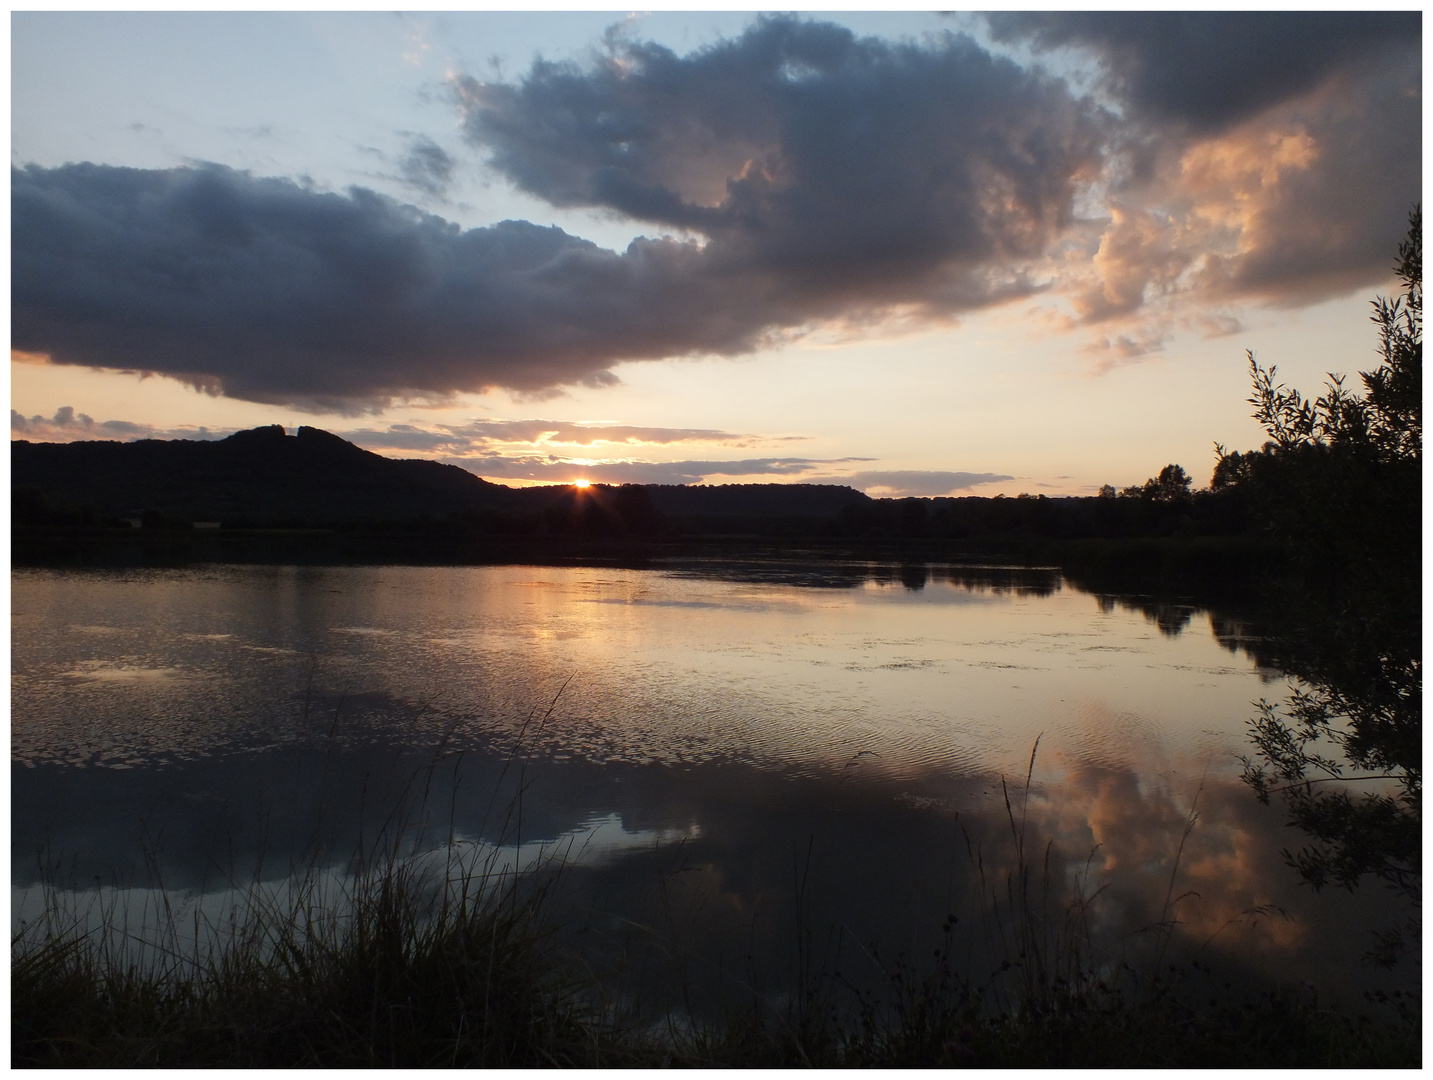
[{"x1": 1023, "y1": 763, "x2": 1309, "y2": 954}]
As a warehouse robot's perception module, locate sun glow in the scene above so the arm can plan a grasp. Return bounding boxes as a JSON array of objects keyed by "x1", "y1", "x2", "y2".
[{"x1": 574, "y1": 478, "x2": 591, "y2": 488}]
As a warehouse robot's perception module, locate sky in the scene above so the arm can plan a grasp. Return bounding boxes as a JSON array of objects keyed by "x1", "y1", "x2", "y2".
[{"x1": 10, "y1": 10, "x2": 1423, "y2": 497}]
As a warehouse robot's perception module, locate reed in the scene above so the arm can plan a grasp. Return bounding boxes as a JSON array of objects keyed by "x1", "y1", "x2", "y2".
[{"x1": 12, "y1": 735, "x2": 1419, "y2": 1067}]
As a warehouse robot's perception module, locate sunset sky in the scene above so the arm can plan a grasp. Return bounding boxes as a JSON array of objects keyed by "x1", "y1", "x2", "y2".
[{"x1": 11, "y1": 11, "x2": 1422, "y2": 496}]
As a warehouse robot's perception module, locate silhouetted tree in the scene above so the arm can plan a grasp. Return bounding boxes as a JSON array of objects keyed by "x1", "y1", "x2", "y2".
[
  {"x1": 1234, "y1": 208, "x2": 1421, "y2": 960},
  {"x1": 1117, "y1": 463, "x2": 1192, "y2": 505},
  {"x1": 1146, "y1": 464, "x2": 1193, "y2": 502},
  {"x1": 1209, "y1": 448, "x2": 1257, "y2": 490}
]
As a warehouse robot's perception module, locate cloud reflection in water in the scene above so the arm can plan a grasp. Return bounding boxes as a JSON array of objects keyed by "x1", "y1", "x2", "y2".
[{"x1": 11, "y1": 562, "x2": 1414, "y2": 1006}]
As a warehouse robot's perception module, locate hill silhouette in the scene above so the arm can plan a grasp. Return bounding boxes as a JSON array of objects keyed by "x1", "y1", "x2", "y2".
[
  {"x1": 11, "y1": 425, "x2": 871, "y2": 530},
  {"x1": 12, "y1": 425, "x2": 516, "y2": 526},
  {"x1": 13, "y1": 424, "x2": 1268, "y2": 596}
]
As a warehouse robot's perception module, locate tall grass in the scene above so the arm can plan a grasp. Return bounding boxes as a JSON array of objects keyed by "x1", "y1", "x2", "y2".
[
  {"x1": 12, "y1": 734, "x2": 1420, "y2": 1068},
  {"x1": 13, "y1": 837, "x2": 643, "y2": 1066},
  {"x1": 13, "y1": 677, "x2": 643, "y2": 1068}
]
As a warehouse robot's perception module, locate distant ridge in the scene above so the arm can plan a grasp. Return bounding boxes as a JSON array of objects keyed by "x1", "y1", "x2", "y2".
[
  {"x1": 12, "y1": 424, "x2": 513, "y2": 526},
  {"x1": 11, "y1": 425, "x2": 870, "y2": 528},
  {"x1": 13, "y1": 427, "x2": 1276, "y2": 588}
]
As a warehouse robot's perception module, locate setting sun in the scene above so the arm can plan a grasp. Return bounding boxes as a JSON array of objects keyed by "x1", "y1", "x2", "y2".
[{"x1": 574, "y1": 478, "x2": 591, "y2": 488}]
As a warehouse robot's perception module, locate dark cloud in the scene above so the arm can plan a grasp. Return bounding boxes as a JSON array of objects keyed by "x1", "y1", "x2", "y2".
[
  {"x1": 461, "y1": 11, "x2": 1419, "y2": 335},
  {"x1": 457, "y1": 16, "x2": 1103, "y2": 312},
  {"x1": 12, "y1": 19, "x2": 1110, "y2": 412},
  {"x1": 11, "y1": 162, "x2": 802, "y2": 411},
  {"x1": 986, "y1": 12, "x2": 1420, "y2": 134},
  {"x1": 15, "y1": 13, "x2": 1107, "y2": 414},
  {"x1": 11, "y1": 15, "x2": 1420, "y2": 409},
  {"x1": 398, "y1": 134, "x2": 457, "y2": 197}
]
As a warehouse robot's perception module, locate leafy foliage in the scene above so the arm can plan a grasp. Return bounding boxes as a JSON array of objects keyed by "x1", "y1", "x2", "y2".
[
  {"x1": 1227, "y1": 210, "x2": 1421, "y2": 944},
  {"x1": 1119, "y1": 463, "x2": 1193, "y2": 502}
]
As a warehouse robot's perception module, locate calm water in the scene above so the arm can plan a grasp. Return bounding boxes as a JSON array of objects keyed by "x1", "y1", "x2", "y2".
[{"x1": 11, "y1": 561, "x2": 1412, "y2": 1007}]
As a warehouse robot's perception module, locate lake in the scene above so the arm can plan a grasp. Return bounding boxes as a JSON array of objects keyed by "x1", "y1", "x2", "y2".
[{"x1": 11, "y1": 560, "x2": 1413, "y2": 1013}]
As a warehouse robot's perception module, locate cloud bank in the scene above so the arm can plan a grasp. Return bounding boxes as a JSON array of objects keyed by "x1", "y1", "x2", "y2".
[
  {"x1": 457, "y1": 16, "x2": 1101, "y2": 299},
  {"x1": 13, "y1": 405, "x2": 1007, "y2": 492},
  {"x1": 10, "y1": 13, "x2": 1421, "y2": 407},
  {"x1": 13, "y1": 163, "x2": 774, "y2": 412},
  {"x1": 12, "y1": 17, "x2": 1102, "y2": 411}
]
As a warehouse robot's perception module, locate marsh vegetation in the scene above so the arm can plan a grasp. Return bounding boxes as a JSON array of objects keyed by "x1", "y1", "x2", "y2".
[{"x1": 13, "y1": 740, "x2": 1419, "y2": 1068}]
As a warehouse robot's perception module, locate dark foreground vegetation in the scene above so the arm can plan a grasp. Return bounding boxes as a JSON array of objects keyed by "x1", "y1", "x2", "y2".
[
  {"x1": 1231, "y1": 211, "x2": 1421, "y2": 967},
  {"x1": 13, "y1": 846, "x2": 1419, "y2": 1069}
]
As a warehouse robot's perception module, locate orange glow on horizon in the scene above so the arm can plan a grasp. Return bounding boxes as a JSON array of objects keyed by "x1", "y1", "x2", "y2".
[{"x1": 574, "y1": 478, "x2": 591, "y2": 488}]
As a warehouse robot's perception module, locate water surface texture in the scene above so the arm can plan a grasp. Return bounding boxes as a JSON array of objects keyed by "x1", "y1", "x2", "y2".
[{"x1": 12, "y1": 563, "x2": 1409, "y2": 1007}]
